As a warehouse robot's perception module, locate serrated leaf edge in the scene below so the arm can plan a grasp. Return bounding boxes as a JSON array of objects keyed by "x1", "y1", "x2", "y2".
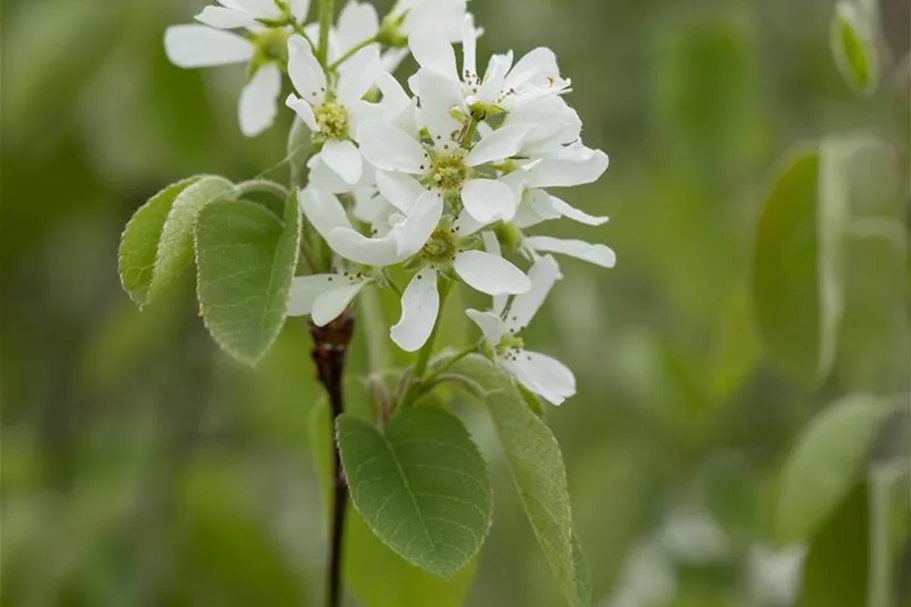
[
  {"x1": 192, "y1": 198, "x2": 300, "y2": 366},
  {"x1": 336, "y1": 410, "x2": 494, "y2": 580},
  {"x1": 117, "y1": 175, "x2": 201, "y2": 306}
]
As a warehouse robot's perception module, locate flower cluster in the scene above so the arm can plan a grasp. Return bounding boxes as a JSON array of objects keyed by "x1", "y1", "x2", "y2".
[{"x1": 164, "y1": 0, "x2": 614, "y2": 405}]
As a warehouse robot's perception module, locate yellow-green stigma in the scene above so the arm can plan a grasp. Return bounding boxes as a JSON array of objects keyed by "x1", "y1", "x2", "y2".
[
  {"x1": 421, "y1": 227, "x2": 459, "y2": 264},
  {"x1": 495, "y1": 335, "x2": 525, "y2": 356},
  {"x1": 314, "y1": 102, "x2": 350, "y2": 140},
  {"x1": 253, "y1": 27, "x2": 290, "y2": 64},
  {"x1": 430, "y1": 154, "x2": 468, "y2": 192}
]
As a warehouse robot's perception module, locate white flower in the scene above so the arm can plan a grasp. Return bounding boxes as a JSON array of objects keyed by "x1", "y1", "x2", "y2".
[
  {"x1": 288, "y1": 272, "x2": 370, "y2": 326},
  {"x1": 195, "y1": 0, "x2": 310, "y2": 30},
  {"x1": 356, "y1": 115, "x2": 529, "y2": 225},
  {"x1": 286, "y1": 186, "x2": 441, "y2": 328},
  {"x1": 164, "y1": 0, "x2": 310, "y2": 137},
  {"x1": 332, "y1": 1, "x2": 379, "y2": 58},
  {"x1": 299, "y1": 186, "x2": 440, "y2": 268},
  {"x1": 389, "y1": 228, "x2": 532, "y2": 352},
  {"x1": 329, "y1": 1, "x2": 410, "y2": 73},
  {"x1": 388, "y1": 0, "x2": 470, "y2": 43},
  {"x1": 286, "y1": 35, "x2": 383, "y2": 184},
  {"x1": 522, "y1": 235, "x2": 616, "y2": 269},
  {"x1": 465, "y1": 254, "x2": 576, "y2": 405},
  {"x1": 511, "y1": 145, "x2": 609, "y2": 230},
  {"x1": 291, "y1": 187, "x2": 530, "y2": 343},
  {"x1": 503, "y1": 95, "x2": 582, "y2": 158},
  {"x1": 409, "y1": 17, "x2": 570, "y2": 115}
]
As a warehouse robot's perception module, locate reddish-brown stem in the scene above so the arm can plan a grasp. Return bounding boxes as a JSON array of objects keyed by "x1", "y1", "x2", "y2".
[{"x1": 309, "y1": 310, "x2": 355, "y2": 607}]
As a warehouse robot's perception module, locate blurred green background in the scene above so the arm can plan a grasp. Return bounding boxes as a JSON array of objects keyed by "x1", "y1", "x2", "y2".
[{"x1": 2, "y1": 0, "x2": 909, "y2": 605}]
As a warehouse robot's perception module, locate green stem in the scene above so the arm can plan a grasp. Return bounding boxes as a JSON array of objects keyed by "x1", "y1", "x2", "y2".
[
  {"x1": 460, "y1": 116, "x2": 479, "y2": 149},
  {"x1": 427, "y1": 339, "x2": 484, "y2": 379},
  {"x1": 382, "y1": 270, "x2": 404, "y2": 296},
  {"x1": 398, "y1": 279, "x2": 452, "y2": 407},
  {"x1": 317, "y1": 0, "x2": 334, "y2": 66},
  {"x1": 290, "y1": 21, "x2": 317, "y2": 49},
  {"x1": 329, "y1": 35, "x2": 379, "y2": 71},
  {"x1": 231, "y1": 179, "x2": 289, "y2": 200}
]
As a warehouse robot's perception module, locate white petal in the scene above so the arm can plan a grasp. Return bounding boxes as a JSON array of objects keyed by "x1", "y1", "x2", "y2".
[
  {"x1": 477, "y1": 51, "x2": 513, "y2": 103},
  {"x1": 505, "y1": 96, "x2": 579, "y2": 146},
  {"x1": 307, "y1": 156, "x2": 349, "y2": 194},
  {"x1": 390, "y1": 191, "x2": 443, "y2": 257},
  {"x1": 287, "y1": 274, "x2": 337, "y2": 316},
  {"x1": 504, "y1": 47, "x2": 560, "y2": 91},
  {"x1": 512, "y1": 188, "x2": 560, "y2": 228},
  {"x1": 299, "y1": 188, "x2": 352, "y2": 238},
  {"x1": 454, "y1": 208, "x2": 485, "y2": 237},
  {"x1": 337, "y1": 1, "x2": 379, "y2": 52},
  {"x1": 326, "y1": 228, "x2": 402, "y2": 266},
  {"x1": 286, "y1": 94, "x2": 317, "y2": 130},
  {"x1": 290, "y1": 0, "x2": 311, "y2": 21},
  {"x1": 501, "y1": 350, "x2": 576, "y2": 405},
  {"x1": 287, "y1": 34, "x2": 327, "y2": 102},
  {"x1": 410, "y1": 69, "x2": 463, "y2": 149},
  {"x1": 376, "y1": 171, "x2": 424, "y2": 213},
  {"x1": 467, "y1": 125, "x2": 528, "y2": 167},
  {"x1": 465, "y1": 309, "x2": 505, "y2": 345},
  {"x1": 461, "y1": 14, "x2": 478, "y2": 78},
  {"x1": 481, "y1": 232, "x2": 508, "y2": 316},
  {"x1": 374, "y1": 70, "x2": 412, "y2": 118},
  {"x1": 238, "y1": 63, "x2": 281, "y2": 137},
  {"x1": 401, "y1": 0, "x2": 467, "y2": 41},
  {"x1": 505, "y1": 255, "x2": 561, "y2": 333},
  {"x1": 164, "y1": 25, "x2": 253, "y2": 68},
  {"x1": 454, "y1": 250, "x2": 531, "y2": 295},
  {"x1": 409, "y1": 34, "x2": 458, "y2": 80},
  {"x1": 498, "y1": 169, "x2": 530, "y2": 204},
  {"x1": 390, "y1": 269, "x2": 440, "y2": 352},
  {"x1": 312, "y1": 282, "x2": 367, "y2": 326},
  {"x1": 481, "y1": 230, "x2": 501, "y2": 257},
  {"x1": 226, "y1": 0, "x2": 281, "y2": 18},
  {"x1": 382, "y1": 48, "x2": 410, "y2": 74},
  {"x1": 524, "y1": 236, "x2": 616, "y2": 268},
  {"x1": 461, "y1": 178, "x2": 517, "y2": 224},
  {"x1": 321, "y1": 140, "x2": 363, "y2": 184},
  {"x1": 352, "y1": 190, "x2": 392, "y2": 225},
  {"x1": 549, "y1": 195, "x2": 609, "y2": 226},
  {"x1": 195, "y1": 6, "x2": 256, "y2": 29},
  {"x1": 337, "y1": 44, "x2": 381, "y2": 106},
  {"x1": 527, "y1": 149, "x2": 609, "y2": 189},
  {"x1": 355, "y1": 121, "x2": 426, "y2": 174}
]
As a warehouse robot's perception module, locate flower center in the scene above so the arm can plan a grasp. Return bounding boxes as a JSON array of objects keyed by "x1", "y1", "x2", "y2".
[
  {"x1": 496, "y1": 336, "x2": 526, "y2": 357},
  {"x1": 253, "y1": 27, "x2": 290, "y2": 64},
  {"x1": 421, "y1": 227, "x2": 459, "y2": 264},
  {"x1": 314, "y1": 102, "x2": 350, "y2": 140},
  {"x1": 429, "y1": 154, "x2": 468, "y2": 192}
]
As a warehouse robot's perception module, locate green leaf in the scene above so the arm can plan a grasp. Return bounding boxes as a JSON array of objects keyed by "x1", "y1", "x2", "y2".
[
  {"x1": 777, "y1": 394, "x2": 891, "y2": 545},
  {"x1": 195, "y1": 198, "x2": 301, "y2": 365},
  {"x1": 449, "y1": 355, "x2": 590, "y2": 607},
  {"x1": 707, "y1": 286, "x2": 760, "y2": 403},
  {"x1": 118, "y1": 175, "x2": 234, "y2": 307},
  {"x1": 337, "y1": 407, "x2": 492, "y2": 579},
  {"x1": 830, "y1": 1, "x2": 879, "y2": 96},
  {"x1": 570, "y1": 533, "x2": 592, "y2": 606},
  {"x1": 816, "y1": 137, "x2": 852, "y2": 383},
  {"x1": 752, "y1": 145, "x2": 820, "y2": 385},
  {"x1": 798, "y1": 484, "x2": 869, "y2": 607},
  {"x1": 309, "y1": 400, "x2": 479, "y2": 607}
]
